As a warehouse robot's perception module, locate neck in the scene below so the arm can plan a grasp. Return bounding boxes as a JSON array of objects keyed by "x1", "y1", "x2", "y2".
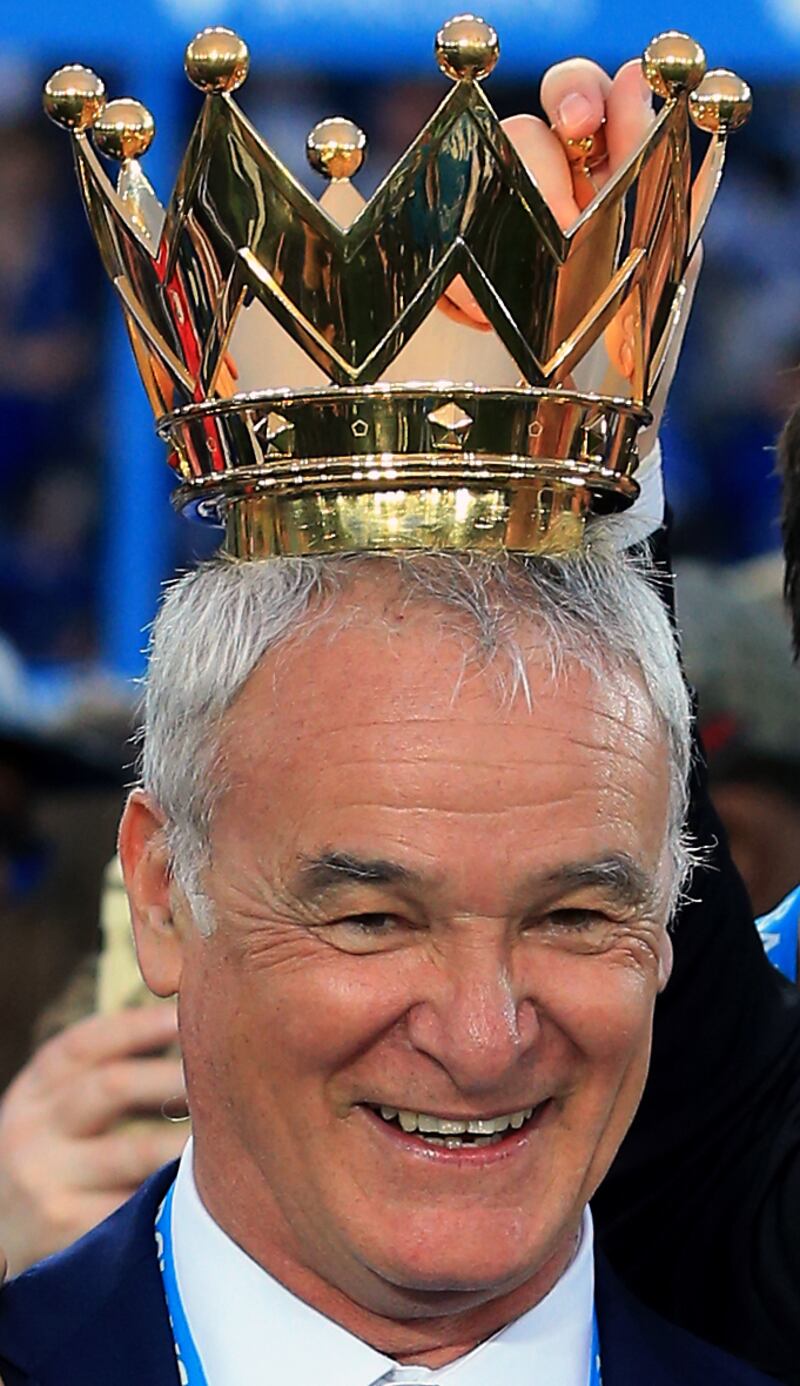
[
  {"x1": 367, "y1": 1236, "x2": 581, "y2": 1368},
  {"x1": 191, "y1": 1143, "x2": 582, "y2": 1369}
]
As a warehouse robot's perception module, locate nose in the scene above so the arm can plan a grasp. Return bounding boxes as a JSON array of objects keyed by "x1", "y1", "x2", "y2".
[{"x1": 405, "y1": 928, "x2": 540, "y2": 1094}]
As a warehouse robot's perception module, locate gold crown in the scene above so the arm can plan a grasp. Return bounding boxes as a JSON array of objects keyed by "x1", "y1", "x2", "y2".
[{"x1": 44, "y1": 17, "x2": 751, "y2": 559}]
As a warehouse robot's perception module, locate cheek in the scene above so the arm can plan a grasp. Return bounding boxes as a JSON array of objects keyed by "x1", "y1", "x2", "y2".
[
  {"x1": 528, "y1": 946, "x2": 659, "y2": 1075},
  {"x1": 177, "y1": 936, "x2": 408, "y2": 1108}
]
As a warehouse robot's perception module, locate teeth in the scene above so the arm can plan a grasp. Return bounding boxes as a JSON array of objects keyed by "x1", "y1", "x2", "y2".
[
  {"x1": 423, "y1": 1133, "x2": 504, "y2": 1148},
  {"x1": 378, "y1": 1105, "x2": 534, "y2": 1137},
  {"x1": 468, "y1": 1118, "x2": 505, "y2": 1135},
  {"x1": 418, "y1": 1114, "x2": 466, "y2": 1134}
]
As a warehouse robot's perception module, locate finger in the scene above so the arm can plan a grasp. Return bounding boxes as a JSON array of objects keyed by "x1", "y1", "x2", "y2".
[
  {"x1": 74, "y1": 1119, "x2": 189, "y2": 1191},
  {"x1": 604, "y1": 297, "x2": 639, "y2": 381},
  {"x1": 33, "y1": 1004, "x2": 179, "y2": 1091},
  {"x1": 540, "y1": 58, "x2": 612, "y2": 141},
  {"x1": 35, "y1": 1190, "x2": 145, "y2": 1256},
  {"x1": 503, "y1": 114, "x2": 580, "y2": 231},
  {"x1": 438, "y1": 280, "x2": 492, "y2": 329},
  {"x1": 56, "y1": 1057, "x2": 185, "y2": 1138},
  {"x1": 606, "y1": 59, "x2": 655, "y2": 173},
  {"x1": 541, "y1": 59, "x2": 613, "y2": 210},
  {"x1": 441, "y1": 113, "x2": 580, "y2": 325}
]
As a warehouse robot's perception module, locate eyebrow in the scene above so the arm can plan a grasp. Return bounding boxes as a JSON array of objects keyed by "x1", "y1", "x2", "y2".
[
  {"x1": 531, "y1": 854, "x2": 659, "y2": 913},
  {"x1": 296, "y1": 851, "x2": 422, "y2": 896}
]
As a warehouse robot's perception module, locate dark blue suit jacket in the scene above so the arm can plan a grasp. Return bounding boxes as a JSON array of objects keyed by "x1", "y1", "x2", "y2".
[{"x1": 0, "y1": 1164, "x2": 775, "y2": 1385}]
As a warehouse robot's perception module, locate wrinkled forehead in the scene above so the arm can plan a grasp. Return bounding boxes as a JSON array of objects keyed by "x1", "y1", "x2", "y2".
[
  {"x1": 225, "y1": 578, "x2": 656, "y2": 748},
  {"x1": 210, "y1": 595, "x2": 671, "y2": 886}
]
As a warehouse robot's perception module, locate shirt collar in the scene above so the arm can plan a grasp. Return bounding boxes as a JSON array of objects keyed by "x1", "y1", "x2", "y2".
[{"x1": 170, "y1": 1139, "x2": 594, "y2": 1386}]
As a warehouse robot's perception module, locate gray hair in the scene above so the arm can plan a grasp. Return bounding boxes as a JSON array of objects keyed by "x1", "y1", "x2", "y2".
[{"x1": 139, "y1": 547, "x2": 695, "y2": 931}]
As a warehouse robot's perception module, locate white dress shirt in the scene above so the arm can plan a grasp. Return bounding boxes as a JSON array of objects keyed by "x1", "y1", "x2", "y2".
[{"x1": 170, "y1": 1141, "x2": 595, "y2": 1386}]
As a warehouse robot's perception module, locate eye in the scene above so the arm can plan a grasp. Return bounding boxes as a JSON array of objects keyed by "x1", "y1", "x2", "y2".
[
  {"x1": 544, "y1": 908, "x2": 604, "y2": 932},
  {"x1": 337, "y1": 913, "x2": 400, "y2": 933},
  {"x1": 524, "y1": 907, "x2": 614, "y2": 939},
  {"x1": 315, "y1": 912, "x2": 418, "y2": 954}
]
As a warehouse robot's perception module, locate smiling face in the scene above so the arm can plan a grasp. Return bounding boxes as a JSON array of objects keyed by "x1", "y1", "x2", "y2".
[{"x1": 123, "y1": 574, "x2": 674, "y2": 1337}]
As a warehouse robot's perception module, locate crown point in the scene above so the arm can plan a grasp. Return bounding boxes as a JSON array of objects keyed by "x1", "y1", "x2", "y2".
[
  {"x1": 43, "y1": 65, "x2": 106, "y2": 131},
  {"x1": 642, "y1": 31, "x2": 706, "y2": 99},
  {"x1": 689, "y1": 69, "x2": 753, "y2": 134},
  {"x1": 93, "y1": 99, "x2": 155, "y2": 162},
  {"x1": 307, "y1": 118, "x2": 367, "y2": 181},
  {"x1": 185, "y1": 28, "x2": 249, "y2": 93},
  {"x1": 435, "y1": 14, "x2": 499, "y2": 82}
]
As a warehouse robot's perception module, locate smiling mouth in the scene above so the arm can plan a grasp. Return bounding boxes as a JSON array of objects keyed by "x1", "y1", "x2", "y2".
[{"x1": 366, "y1": 1103, "x2": 539, "y2": 1149}]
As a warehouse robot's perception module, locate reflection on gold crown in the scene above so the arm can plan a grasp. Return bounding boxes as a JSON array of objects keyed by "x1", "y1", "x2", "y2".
[{"x1": 44, "y1": 17, "x2": 750, "y2": 558}]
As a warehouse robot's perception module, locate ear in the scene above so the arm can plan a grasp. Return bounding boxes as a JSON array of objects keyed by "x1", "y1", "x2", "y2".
[{"x1": 118, "y1": 789, "x2": 185, "y2": 998}]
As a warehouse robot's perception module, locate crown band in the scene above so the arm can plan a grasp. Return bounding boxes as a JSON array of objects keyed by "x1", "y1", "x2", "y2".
[
  {"x1": 163, "y1": 384, "x2": 644, "y2": 557},
  {"x1": 221, "y1": 484, "x2": 600, "y2": 560}
]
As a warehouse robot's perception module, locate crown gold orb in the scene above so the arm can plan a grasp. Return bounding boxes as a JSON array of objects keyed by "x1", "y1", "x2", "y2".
[
  {"x1": 42, "y1": 65, "x2": 105, "y2": 131},
  {"x1": 434, "y1": 14, "x2": 499, "y2": 81},
  {"x1": 689, "y1": 69, "x2": 753, "y2": 133},
  {"x1": 184, "y1": 27, "x2": 249, "y2": 93},
  {"x1": 44, "y1": 18, "x2": 751, "y2": 560},
  {"x1": 307, "y1": 118, "x2": 367, "y2": 181},
  {"x1": 642, "y1": 31, "x2": 706, "y2": 98},
  {"x1": 93, "y1": 99, "x2": 155, "y2": 161}
]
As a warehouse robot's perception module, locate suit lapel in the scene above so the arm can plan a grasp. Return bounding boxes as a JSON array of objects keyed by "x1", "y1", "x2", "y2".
[
  {"x1": 594, "y1": 1252, "x2": 756, "y2": 1385},
  {"x1": 596, "y1": 1253, "x2": 679, "y2": 1385}
]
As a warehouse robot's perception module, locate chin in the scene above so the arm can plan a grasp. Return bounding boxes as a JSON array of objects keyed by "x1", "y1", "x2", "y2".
[
  {"x1": 372, "y1": 1251, "x2": 536, "y2": 1303},
  {"x1": 358, "y1": 1220, "x2": 548, "y2": 1300}
]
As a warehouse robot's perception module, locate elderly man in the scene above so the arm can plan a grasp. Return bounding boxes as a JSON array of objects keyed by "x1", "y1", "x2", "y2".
[{"x1": 0, "y1": 545, "x2": 773, "y2": 1385}]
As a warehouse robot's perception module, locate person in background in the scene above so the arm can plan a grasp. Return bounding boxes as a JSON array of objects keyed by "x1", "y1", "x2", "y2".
[
  {"x1": 0, "y1": 636, "x2": 187, "y2": 1277},
  {"x1": 0, "y1": 117, "x2": 103, "y2": 663},
  {"x1": 676, "y1": 559, "x2": 800, "y2": 921},
  {"x1": 0, "y1": 645, "x2": 126, "y2": 1091}
]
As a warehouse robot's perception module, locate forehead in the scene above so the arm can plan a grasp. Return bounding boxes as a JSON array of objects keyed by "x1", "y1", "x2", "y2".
[{"x1": 214, "y1": 588, "x2": 671, "y2": 892}]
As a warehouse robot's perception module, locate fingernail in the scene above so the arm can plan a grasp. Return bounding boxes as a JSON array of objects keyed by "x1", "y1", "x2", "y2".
[
  {"x1": 640, "y1": 73, "x2": 653, "y2": 104},
  {"x1": 556, "y1": 92, "x2": 593, "y2": 130}
]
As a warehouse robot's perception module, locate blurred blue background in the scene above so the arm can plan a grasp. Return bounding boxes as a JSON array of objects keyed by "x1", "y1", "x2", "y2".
[{"x1": 0, "y1": 0, "x2": 795, "y2": 692}]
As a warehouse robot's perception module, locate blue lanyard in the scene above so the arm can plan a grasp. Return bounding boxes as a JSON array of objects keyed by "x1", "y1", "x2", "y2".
[
  {"x1": 590, "y1": 1316, "x2": 603, "y2": 1386},
  {"x1": 156, "y1": 1181, "x2": 603, "y2": 1385},
  {"x1": 156, "y1": 1183, "x2": 207, "y2": 1385}
]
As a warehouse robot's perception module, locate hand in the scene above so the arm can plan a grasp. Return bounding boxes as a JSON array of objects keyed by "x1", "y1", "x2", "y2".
[
  {"x1": 0, "y1": 1005, "x2": 187, "y2": 1276},
  {"x1": 443, "y1": 57, "x2": 653, "y2": 327},
  {"x1": 441, "y1": 54, "x2": 699, "y2": 448}
]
